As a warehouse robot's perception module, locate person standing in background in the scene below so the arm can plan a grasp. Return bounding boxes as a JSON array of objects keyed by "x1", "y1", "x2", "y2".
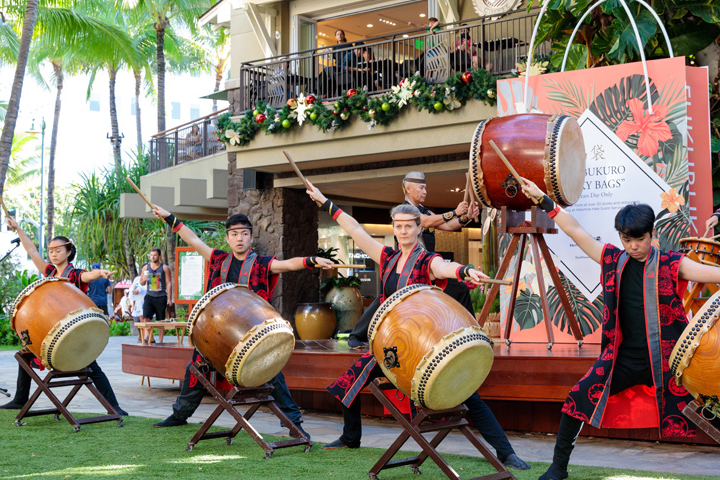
[
  {"x1": 129, "y1": 275, "x2": 147, "y2": 342},
  {"x1": 87, "y1": 262, "x2": 112, "y2": 316},
  {"x1": 139, "y1": 248, "x2": 173, "y2": 344}
]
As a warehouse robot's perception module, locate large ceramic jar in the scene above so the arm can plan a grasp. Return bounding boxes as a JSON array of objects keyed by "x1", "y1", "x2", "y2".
[
  {"x1": 294, "y1": 303, "x2": 336, "y2": 340},
  {"x1": 325, "y1": 286, "x2": 363, "y2": 332}
]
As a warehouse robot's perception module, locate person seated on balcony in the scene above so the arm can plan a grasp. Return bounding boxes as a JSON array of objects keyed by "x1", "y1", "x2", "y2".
[
  {"x1": 339, "y1": 41, "x2": 369, "y2": 91},
  {"x1": 185, "y1": 124, "x2": 202, "y2": 160},
  {"x1": 451, "y1": 27, "x2": 479, "y2": 71}
]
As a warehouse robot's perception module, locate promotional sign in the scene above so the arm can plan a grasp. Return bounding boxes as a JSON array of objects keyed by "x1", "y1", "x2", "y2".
[{"x1": 495, "y1": 57, "x2": 712, "y2": 343}]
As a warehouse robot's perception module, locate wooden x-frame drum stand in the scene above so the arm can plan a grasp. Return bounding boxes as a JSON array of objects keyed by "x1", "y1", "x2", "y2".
[{"x1": 478, "y1": 207, "x2": 584, "y2": 349}]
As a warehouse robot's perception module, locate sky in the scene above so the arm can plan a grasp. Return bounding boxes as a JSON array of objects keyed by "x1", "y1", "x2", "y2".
[{"x1": 0, "y1": 65, "x2": 228, "y2": 186}]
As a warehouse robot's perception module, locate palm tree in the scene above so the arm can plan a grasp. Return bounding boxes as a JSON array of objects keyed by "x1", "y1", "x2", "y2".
[
  {"x1": 197, "y1": 25, "x2": 230, "y2": 113},
  {"x1": 0, "y1": 0, "x2": 39, "y2": 199}
]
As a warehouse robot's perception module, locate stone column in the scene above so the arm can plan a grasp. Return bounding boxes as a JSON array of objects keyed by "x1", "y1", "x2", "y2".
[{"x1": 229, "y1": 154, "x2": 319, "y2": 320}]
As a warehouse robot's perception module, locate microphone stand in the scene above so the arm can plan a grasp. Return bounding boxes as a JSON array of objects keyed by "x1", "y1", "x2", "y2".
[{"x1": 0, "y1": 243, "x2": 20, "y2": 264}]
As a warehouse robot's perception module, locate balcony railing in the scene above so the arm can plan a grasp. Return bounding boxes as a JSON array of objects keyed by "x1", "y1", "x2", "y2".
[
  {"x1": 149, "y1": 107, "x2": 228, "y2": 173},
  {"x1": 237, "y1": 11, "x2": 549, "y2": 112}
]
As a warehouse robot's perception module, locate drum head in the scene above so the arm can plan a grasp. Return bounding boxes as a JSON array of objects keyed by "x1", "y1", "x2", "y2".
[
  {"x1": 553, "y1": 116, "x2": 586, "y2": 206},
  {"x1": 411, "y1": 326, "x2": 494, "y2": 410},
  {"x1": 225, "y1": 319, "x2": 295, "y2": 388},
  {"x1": 42, "y1": 309, "x2": 110, "y2": 371}
]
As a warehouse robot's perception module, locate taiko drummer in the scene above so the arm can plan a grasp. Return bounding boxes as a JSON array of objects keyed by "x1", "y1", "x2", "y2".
[
  {"x1": 521, "y1": 179, "x2": 720, "y2": 480},
  {"x1": 305, "y1": 182, "x2": 530, "y2": 470},
  {"x1": 0, "y1": 217, "x2": 128, "y2": 415},
  {"x1": 149, "y1": 205, "x2": 332, "y2": 438}
]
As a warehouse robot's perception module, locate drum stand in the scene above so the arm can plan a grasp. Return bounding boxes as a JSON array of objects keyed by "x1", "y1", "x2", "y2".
[
  {"x1": 682, "y1": 398, "x2": 720, "y2": 444},
  {"x1": 186, "y1": 363, "x2": 311, "y2": 457},
  {"x1": 13, "y1": 352, "x2": 123, "y2": 432},
  {"x1": 368, "y1": 379, "x2": 515, "y2": 480},
  {"x1": 478, "y1": 207, "x2": 584, "y2": 349}
]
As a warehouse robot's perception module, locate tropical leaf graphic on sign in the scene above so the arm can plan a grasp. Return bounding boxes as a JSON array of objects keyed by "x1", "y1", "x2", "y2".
[
  {"x1": 589, "y1": 74, "x2": 659, "y2": 134},
  {"x1": 542, "y1": 77, "x2": 595, "y2": 119},
  {"x1": 513, "y1": 288, "x2": 542, "y2": 330},
  {"x1": 547, "y1": 271, "x2": 603, "y2": 336},
  {"x1": 655, "y1": 198, "x2": 691, "y2": 252}
]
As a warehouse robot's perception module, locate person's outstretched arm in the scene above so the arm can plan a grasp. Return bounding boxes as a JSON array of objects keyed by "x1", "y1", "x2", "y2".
[
  {"x1": 270, "y1": 256, "x2": 334, "y2": 273},
  {"x1": 306, "y1": 181, "x2": 385, "y2": 265},
  {"x1": 679, "y1": 257, "x2": 720, "y2": 284},
  {"x1": 7, "y1": 217, "x2": 49, "y2": 273},
  {"x1": 521, "y1": 179, "x2": 603, "y2": 264},
  {"x1": 151, "y1": 205, "x2": 213, "y2": 261},
  {"x1": 428, "y1": 256, "x2": 488, "y2": 284}
]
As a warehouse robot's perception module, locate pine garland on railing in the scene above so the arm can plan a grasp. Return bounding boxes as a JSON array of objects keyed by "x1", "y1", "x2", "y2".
[{"x1": 216, "y1": 69, "x2": 498, "y2": 148}]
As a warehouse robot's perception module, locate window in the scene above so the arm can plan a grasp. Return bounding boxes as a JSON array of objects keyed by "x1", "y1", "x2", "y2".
[
  {"x1": 190, "y1": 106, "x2": 200, "y2": 120},
  {"x1": 171, "y1": 102, "x2": 181, "y2": 119},
  {"x1": 90, "y1": 100, "x2": 100, "y2": 112},
  {"x1": 131, "y1": 98, "x2": 137, "y2": 116}
]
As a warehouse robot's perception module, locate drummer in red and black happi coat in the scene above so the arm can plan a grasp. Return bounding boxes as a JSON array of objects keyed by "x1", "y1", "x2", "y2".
[
  {"x1": 305, "y1": 181, "x2": 531, "y2": 470},
  {"x1": 521, "y1": 179, "x2": 720, "y2": 480},
  {"x1": 149, "y1": 205, "x2": 332, "y2": 438},
  {"x1": 0, "y1": 217, "x2": 127, "y2": 415}
]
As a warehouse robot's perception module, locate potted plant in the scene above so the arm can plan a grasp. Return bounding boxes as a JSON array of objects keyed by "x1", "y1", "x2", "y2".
[
  {"x1": 316, "y1": 246, "x2": 340, "y2": 286},
  {"x1": 469, "y1": 284, "x2": 501, "y2": 339},
  {"x1": 322, "y1": 273, "x2": 363, "y2": 333}
]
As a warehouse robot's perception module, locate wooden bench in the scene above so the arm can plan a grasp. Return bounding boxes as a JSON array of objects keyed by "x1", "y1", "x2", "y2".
[{"x1": 136, "y1": 321, "x2": 188, "y2": 345}]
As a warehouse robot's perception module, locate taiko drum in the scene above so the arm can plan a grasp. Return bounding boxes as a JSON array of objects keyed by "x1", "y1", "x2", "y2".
[
  {"x1": 187, "y1": 283, "x2": 295, "y2": 387},
  {"x1": 679, "y1": 237, "x2": 720, "y2": 267},
  {"x1": 469, "y1": 113, "x2": 586, "y2": 211},
  {"x1": 670, "y1": 290, "x2": 720, "y2": 402},
  {"x1": 10, "y1": 278, "x2": 109, "y2": 371},
  {"x1": 368, "y1": 284, "x2": 494, "y2": 410}
]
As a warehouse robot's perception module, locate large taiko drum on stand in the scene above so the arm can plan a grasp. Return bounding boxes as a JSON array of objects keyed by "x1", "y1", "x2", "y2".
[
  {"x1": 469, "y1": 114, "x2": 586, "y2": 211},
  {"x1": 187, "y1": 283, "x2": 295, "y2": 387},
  {"x1": 679, "y1": 237, "x2": 720, "y2": 267},
  {"x1": 670, "y1": 289, "x2": 720, "y2": 403},
  {"x1": 367, "y1": 284, "x2": 494, "y2": 410},
  {"x1": 10, "y1": 277, "x2": 109, "y2": 371}
]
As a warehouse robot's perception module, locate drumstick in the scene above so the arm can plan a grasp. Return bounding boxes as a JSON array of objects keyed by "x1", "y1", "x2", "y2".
[
  {"x1": 462, "y1": 277, "x2": 512, "y2": 286},
  {"x1": 0, "y1": 196, "x2": 14, "y2": 232},
  {"x1": 126, "y1": 177, "x2": 153, "y2": 209},
  {"x1": 711, "y1": 233, "x2": 720, "y2": 241},
  {"x1": 463, "y1": 173, "x2": 470, "y2": 205},
  {"x1": 282, "y1": 150, "x2": 311, "y2": 190},
  {"x1": 488, "y1": 140, "x2": 539, "y2": 205},
  {"x1": 322, "y1": 264, "x2": 366, "y2": 269},
  {"x1": 703, "y1": 227, "x2": 712, "y2": 238}
]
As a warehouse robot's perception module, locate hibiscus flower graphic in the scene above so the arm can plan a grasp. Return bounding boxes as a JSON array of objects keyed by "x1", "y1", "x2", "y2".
[
  {"x1": 615, "y1": 98, "x2": 672, "y2": 157},
  {"x1": 660, "y1": 188, "x2": 685, "y2": 214}
]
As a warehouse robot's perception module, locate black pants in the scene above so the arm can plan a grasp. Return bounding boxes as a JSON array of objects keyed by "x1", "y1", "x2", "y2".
[
  {"x1": 171, "y1": 363, "x2": 303, "y2": 425},
  {"x1": 143, "y1": 294, "x2": 167, "y2": 320},
  {"x1": 550, "y1": 353, "x2": 653, "y2": 471},
  {"x1": 11, "y1": 355, "x2": 121, "y2": 408}
]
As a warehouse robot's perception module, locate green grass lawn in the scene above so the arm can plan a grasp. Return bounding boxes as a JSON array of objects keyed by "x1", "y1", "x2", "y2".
[
  {"x1": 0, "y1": 344, "x2": 22, "y2": 351},
  {"x1": 0, "y1": 412, "x2": 717, "y2": 480}
]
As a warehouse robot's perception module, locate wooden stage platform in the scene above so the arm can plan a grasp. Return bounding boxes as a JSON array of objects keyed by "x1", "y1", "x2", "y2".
[{"x1": 122, "y1": 339, "x2": 716, "y2": 445}]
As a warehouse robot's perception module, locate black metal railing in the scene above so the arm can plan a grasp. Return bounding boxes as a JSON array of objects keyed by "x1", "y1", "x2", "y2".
[
  {"x1": 148, "y1": 107, "x2": 229, "y2": 173},
  {"x1": 237, "y1": 11, "x2": 549, "y2": 112}
]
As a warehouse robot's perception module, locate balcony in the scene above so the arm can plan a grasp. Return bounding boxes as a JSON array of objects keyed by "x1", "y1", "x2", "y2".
[{"x1": 236, "y1": 11, "x2": 547, "y2": 112}]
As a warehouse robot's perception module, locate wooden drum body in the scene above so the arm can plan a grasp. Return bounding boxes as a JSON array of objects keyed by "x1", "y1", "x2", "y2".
[
  {"x1": 188, "y1": 283, "x2": 295, "y2": 387},
  {"x1": 368, "y1": 284, "x2": 494, "y2": 410},
  {"x1": 470, "y1": 113, "x2": 586, "y2": 210},
  {"x1": 10, "y1": 278, "x2": 109, "y2": 371},
  {"x1": 679, "y1": 237, "x2": 720, "y2": 267},
  {"x1": 670, "y1": 290, "x2": 720, "y2": 402}
]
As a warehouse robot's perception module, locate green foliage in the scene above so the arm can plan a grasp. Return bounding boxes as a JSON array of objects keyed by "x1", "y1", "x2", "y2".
[
  {"x1": 216, "y1": 68, "x2": 499, "y2": 148},
  {"x1": 109, "y1": 319, "x2": 131, "y2": 336},
  {"x1": 321, "y1": 273, "x2": 361, "y2": 290},
  {"x1": 469, "y1": 285, "x2": 500, "y2": 314},
  {"x1": 316, "y1": 247, "x2": 339, "y2": 261},
  {"x1": 513, "y1": 288, "x2": 543, "y2": 330}
]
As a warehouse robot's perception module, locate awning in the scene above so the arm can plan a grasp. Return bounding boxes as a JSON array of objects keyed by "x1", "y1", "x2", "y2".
[{"x1": 200, "y1": 90, "x2": 228, "y2": 101}]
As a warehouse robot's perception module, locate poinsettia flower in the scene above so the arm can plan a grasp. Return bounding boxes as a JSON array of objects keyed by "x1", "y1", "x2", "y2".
[
  {"x1": 225, "y1": 129, "x2": 240, "y2": 146},
  {"x1": 615, "y1": 98, "x2": 672, "y2": 157},
  {"x1": 660, "y1": 188, "x2": 685, "y2": 213}
]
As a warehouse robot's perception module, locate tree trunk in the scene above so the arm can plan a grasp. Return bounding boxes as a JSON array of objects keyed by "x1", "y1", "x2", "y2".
[
  {"x1": 0, "y1": 0, "x2": 39, "y2": 197},
  {"x1": 213, "y1": 62, "x2": 223, "y2": 113},
  {"x1": 134, "y1": 68, "x2": 143, "y2": 152},
  {"x1": 109, "y1": 67, "x2": 122, "y2": 176},
  {"x1": 156, "y1": 24, "x2": 166, "y2": 133},
  {"x1": 46, "y1": 60, "x2": 64, "y2": 243}
]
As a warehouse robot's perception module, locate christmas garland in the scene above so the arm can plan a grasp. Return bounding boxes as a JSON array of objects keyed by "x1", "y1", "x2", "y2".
[{"x1": 217, "y1": 68, "x2": 498, "y2": 148}]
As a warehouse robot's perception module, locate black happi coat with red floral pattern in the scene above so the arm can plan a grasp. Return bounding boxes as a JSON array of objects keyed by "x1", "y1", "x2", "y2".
[
  {"x1": 327, "y1": 245, "x2": 446, "y2": 406},
  {"x1": 188, "y1": 248, "x2": 277, "y2": 388},
  {"x1": 562, "y1": 244, "x2": 696, "y2": 437}
]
